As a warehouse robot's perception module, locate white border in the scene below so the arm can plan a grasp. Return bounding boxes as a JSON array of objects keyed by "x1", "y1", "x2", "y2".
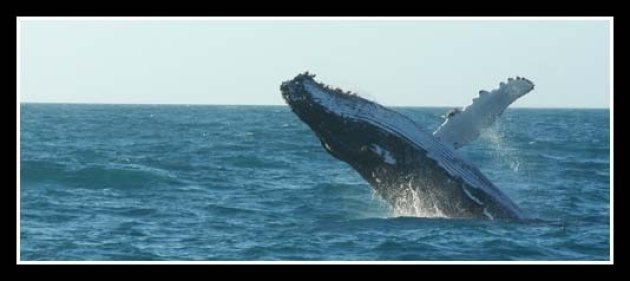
[
  {"x1": 16, "y1": 16, "x2": 614, "y2": 265},
  {"x1": 608, "y1": 18, "x2": 614, "y2": 264},
  {"x1": 17, "y1": 16, "x2": 612, "y2": 21},
  {"x1": 16, "y1": 17, "x2": 21, "y2": 264},
  {"x1": 18, "y1": 260, "x2": 612, "y2": 265}
]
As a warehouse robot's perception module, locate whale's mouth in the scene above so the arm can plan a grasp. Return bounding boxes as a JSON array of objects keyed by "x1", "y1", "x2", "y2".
[
  {"x1": 281, "y1": 72, "x2": 360, "y2": 121},
  {"x1": 280, "y1": 72, "x2": 319, "y2": 108}
]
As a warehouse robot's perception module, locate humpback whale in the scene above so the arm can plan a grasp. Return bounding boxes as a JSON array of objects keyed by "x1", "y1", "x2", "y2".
[{"x1": 280, "y1": 72, "x2": 534, "y2": 220}]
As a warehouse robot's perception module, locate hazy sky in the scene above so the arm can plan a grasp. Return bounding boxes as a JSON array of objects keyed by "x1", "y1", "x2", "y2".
[{"x1": 19, "y1": 18, "x2": 611, "y2": 108}]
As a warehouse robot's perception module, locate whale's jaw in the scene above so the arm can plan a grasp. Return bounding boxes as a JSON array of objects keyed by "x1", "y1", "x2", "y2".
[{"x1": 281, "y1": 73, "x2": 525, "y2": 220}]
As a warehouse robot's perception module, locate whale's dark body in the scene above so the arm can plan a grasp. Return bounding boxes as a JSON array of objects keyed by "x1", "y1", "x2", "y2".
[{"x1": 281, "y1": 73, "x2": 526, "y2": 220}]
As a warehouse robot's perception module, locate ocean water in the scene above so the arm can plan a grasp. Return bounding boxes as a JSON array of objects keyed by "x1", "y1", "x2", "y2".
[{"x1": 19, "y1": 104, "x2": 610, "y2": 261}]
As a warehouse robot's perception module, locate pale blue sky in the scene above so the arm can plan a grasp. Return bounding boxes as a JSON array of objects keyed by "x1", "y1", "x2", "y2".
[{"x1": 19, "y1": 19, "x2": 611, "y2": 108}]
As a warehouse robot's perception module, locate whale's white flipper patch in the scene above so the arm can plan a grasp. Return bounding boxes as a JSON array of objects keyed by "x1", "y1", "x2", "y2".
[{"x1": 433, "y1": 77, "x2": 534, "y2": 149}]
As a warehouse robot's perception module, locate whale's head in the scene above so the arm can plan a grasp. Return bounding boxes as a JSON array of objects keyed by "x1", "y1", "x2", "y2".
[
  {"x1": 281, "y1": 72, "x2": 358, "y2": 122},
  {"x1": 280, "y1": 72, "x2": 384, "y2": 167}
]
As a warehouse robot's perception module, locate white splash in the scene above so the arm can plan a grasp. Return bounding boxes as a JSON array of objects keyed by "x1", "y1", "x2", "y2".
[
  {"x1": 480, "y1": 124, "x2": 522, "y2": 173},
  {"x1": 390, "y1": 184, "x2": 448, "y2": 218}
]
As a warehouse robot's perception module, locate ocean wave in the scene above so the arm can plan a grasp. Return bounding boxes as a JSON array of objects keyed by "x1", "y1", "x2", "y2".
[
  {"x1": 21, "y1": 160, "x2": 180, "y2": 189},
  {"x1": 20, "y1": 105, "x2": 610, "y2": 261}
]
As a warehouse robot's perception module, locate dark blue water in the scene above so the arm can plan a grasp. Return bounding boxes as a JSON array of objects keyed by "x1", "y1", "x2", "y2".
[{"x1": 20, "y1": 104, "x2": 610, "y2": 261}]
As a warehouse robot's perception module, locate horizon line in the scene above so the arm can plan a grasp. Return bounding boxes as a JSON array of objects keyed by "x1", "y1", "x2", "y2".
[{"x1": 19, "y1": 101, "x2": 610, "y2": 110}]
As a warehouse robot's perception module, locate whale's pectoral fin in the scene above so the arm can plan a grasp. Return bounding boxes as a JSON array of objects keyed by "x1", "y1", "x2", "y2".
[{"x1": 433, "y1": 77, "x2": 535, "y2": 149}]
